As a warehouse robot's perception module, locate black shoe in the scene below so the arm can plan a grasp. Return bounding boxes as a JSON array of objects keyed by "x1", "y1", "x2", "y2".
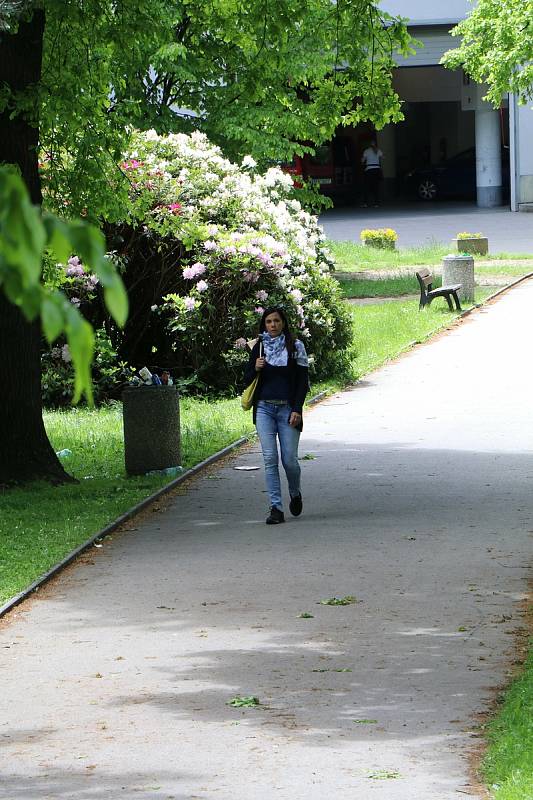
[
  {"x1": 266, "y1": 507, "x2": 285, "y2": 525},
  {"x1": 289, "y1": 493, "x2": 303, "y2": 517}
]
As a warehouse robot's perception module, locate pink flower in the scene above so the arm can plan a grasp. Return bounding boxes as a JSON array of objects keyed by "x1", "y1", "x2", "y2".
[
  {"x1": 290, "y1": 288, "x2": 303, "y2": 303},
  {"x1": 167, "y1": 202, "x2": 182, "y2": 215},
  {"x1": 254, "y1": 306, "x2": 265, "y2": 315},
  {"x1": 257, "y1": 252, "x2": 273, "y2": 266},
  {"x1": 195, "y1": 279, "x2": 208, "y2": 293},
  {"x1": 256, "y1": 289, "x2": 268, "y2": 301},
  {"x1": 70, "y1": 297, "x2": 81, "y2": 308},
  {"x1": 183, "y1": 262, "x2": 206, "y2": 280},
  {"x1": 234, "y1": 337, "x2": 247, "y2": 349},
  {"x1": 184, "y1": 296, "x2": 196, "y2": 312},
  {"x1": 203, "y1": 239, "x2": 217, "y2": 251},
  {"x1": 122, "y1": 159, "x2": 142, "y2": 171},
  {"x1": 66, "y1": 256, "x2": 85, "y2": 277},
  {"x1": 61, "y1": 344, "x2": 72, "y2": 363}
]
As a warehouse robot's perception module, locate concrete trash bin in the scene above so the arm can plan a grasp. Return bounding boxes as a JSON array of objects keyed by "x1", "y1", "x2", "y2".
[
  {"x1": 442, "y1": 254, "x2": 475, "y2": 303},
  {"x1": 122, "y1": 385, "x2": 180, "y2": 475}
]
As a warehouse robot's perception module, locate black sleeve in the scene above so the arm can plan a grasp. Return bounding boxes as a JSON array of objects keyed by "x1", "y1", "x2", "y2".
[
  {"x1": 243, "y1": 342, "x2": 260, "y2": 388},
  {"x1": 291, "y1": 365, "x2": 309, "y2": 414}
]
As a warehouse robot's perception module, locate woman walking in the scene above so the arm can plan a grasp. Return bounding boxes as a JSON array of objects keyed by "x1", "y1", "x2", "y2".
[{"x1": 243, "y1": 307, "x2": 309, "y2": 524}]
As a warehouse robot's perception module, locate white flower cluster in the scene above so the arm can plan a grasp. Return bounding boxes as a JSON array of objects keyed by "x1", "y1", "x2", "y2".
[{"x1": 123, "y1": 130, "x2": 346, "y2": 366}]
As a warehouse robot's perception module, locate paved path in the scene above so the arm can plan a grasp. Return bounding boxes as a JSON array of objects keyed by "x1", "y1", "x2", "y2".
[
  {"x1": 3, "y1": 282, "x2": 533, "y2": 799},
  {"x1": 320, "y1": 201, "x2": 533, "y2": 251}
]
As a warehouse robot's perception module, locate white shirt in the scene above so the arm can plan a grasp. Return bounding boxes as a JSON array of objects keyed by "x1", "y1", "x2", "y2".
[{"x1": 361, "y1": 147, "x2": 383, "y2": 171}]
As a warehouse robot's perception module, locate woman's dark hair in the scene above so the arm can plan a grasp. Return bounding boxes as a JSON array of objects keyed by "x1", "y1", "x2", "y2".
[{"x1": 259, "y1": 306, "x2": 295, "y2": 353}]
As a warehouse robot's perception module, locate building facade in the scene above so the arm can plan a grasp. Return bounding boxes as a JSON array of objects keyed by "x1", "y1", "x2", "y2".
[{"x1": 381, "y1": 0, "x2": 533, "y2": 210}]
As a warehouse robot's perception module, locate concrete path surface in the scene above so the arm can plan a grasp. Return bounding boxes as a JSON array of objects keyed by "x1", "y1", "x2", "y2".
[{"x1": 3, "y1": 283, "x2": 533, "y2": 800}]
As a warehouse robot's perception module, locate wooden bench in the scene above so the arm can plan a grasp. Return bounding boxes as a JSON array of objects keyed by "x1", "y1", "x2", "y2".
[{"x1": 416, "y1": 268, "x2": 462, "y2": 311}]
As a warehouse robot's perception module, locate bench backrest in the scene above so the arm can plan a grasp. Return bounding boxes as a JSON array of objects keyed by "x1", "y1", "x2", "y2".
[{"x1": 416, "y1": 268, "x2": 433, "y2": 293}]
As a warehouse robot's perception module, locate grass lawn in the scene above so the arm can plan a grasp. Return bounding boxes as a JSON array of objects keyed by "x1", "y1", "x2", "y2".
[
  {"x1": 328, "y1": 239, "x2": 533, "y2": 273},
  {"x1": 338, "y1": 275, "x2": 421, "y2": 298},
  {"x1": 476, "y1": 263, "x2": 533, "y2": 278},
  {"x1": 481, "y1": 647, "x2": 533, "y2": 800},
  {"x1": 328, "y1": 240, "x2": 449, "y2": 271},
  {"x1": 0, "y1": 397, "x2": 254, "y2": 605}
]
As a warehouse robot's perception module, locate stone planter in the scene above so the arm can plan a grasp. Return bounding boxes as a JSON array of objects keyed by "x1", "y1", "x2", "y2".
[
  {"x1": 454, "y1": 236, "x2": 488, "y2": 256},
  {"x1": 442, "y1": 254, "x2": 475, "y2": 303},
  {"x1": 122, "y1": 385, "x2": 180, "y2": 475}
]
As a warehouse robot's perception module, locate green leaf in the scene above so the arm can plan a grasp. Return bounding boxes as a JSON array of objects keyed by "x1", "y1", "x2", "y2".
[
  {"x1": 226, "y1": 696, "x2": 260, "y2": 708},
  {"x1": 0, "y1": 171, "x2": 45, "y2": 288},
  {"x1": 46, "y1": 219, "x2": 128, "y2": 327},
  {"x1": 64, "y1": 303, "x2": 95, "y2": 405},
  {"x1": 43, "y1": 214, "x2": 75, "y2": 265},
  {"x1": 319, "y1": 596, "x2": 358, "y2": 606},
  {"x1": 41, "y1": 292, "x2": 65, "y2": 343}
]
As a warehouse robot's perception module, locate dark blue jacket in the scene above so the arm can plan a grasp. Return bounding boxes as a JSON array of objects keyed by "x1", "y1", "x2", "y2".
[{"x1": 243, "y1": 339, "x2": 309, "y2": 431}]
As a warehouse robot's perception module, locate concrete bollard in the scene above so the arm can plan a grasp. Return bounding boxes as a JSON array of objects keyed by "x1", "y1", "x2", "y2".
[
  {"x1": 122, "y1": 385, "x2": 180, "y2": 475},
  {"x1": 442, "y1": 254, "x2": 475, "y2": 303}
]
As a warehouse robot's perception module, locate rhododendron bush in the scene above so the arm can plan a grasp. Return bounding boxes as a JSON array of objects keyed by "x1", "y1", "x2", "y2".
[{"x1": 44, "y1": 130, "x2": 352, "y2": 402}]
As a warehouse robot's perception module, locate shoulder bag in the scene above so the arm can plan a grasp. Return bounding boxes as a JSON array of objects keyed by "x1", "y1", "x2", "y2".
[{"x1": 241, "y1": 341, "x2": 263, "y2": 411}]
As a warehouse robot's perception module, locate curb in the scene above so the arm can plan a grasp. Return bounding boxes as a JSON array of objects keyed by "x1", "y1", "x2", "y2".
[{"x1": 0, "y1": 436, "x2": 250, "y2": 620}]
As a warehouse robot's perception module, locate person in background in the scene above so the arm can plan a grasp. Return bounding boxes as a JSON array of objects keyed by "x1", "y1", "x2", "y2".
[
  {"x1": 243, "y1": 307, "x2": 309, "y2": 525},
  {"x1": 361, "y1": 139, "x2": 383, "y2": 207}
]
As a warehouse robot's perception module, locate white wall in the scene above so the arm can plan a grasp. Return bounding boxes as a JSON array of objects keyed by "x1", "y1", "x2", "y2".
[
  {"x1": 393, "y1": 66, "x2": 462, "y2": 101},
  {"x1": 516, "y1": 104, "x2": 533, "y2": 205},
  {"x1": 380, "y1": 0, "x2": 475, "y2": 23}
]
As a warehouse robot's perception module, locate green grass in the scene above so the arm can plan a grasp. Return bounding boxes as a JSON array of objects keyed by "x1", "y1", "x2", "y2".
[
  {"x1": 476, "y1": 263, "x2": 533, "y2": 278},
  {"x1": 328, "y1": 240, "x2": 450, "y2": 271},
  {"x1": 328, "y1": 239, "x2": 533, "y2": 273},
  {"x1": 0, "y1": 397, "x2": 254, "y2": 605},
  {"x1": 481, "y1": 645, "x2": 533, "y2": 800},
  {"x1": 337, "y1": 275, "x2": 421, "y2": 298},
  {"x1": 482, "y1": 252, "x2": 533, "y2": 262},
  {"x1": 346, "y1": 298, "x2": 458, "y2": 378}
]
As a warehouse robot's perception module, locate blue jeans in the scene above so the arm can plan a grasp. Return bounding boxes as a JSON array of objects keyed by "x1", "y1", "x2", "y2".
[{"x1": 256, "y1": 401, "x2": 301, "y2": 511}]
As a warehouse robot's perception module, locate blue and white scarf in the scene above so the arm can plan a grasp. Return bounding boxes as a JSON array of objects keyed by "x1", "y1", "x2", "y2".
[{"x1": 260, "y1": 333, "x2": 309, "y2": 367}]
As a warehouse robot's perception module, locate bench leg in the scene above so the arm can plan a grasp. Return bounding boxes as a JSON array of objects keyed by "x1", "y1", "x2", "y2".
[
  {"x1": 452, "y1": 291, "x2": 462, "y2": 311},
  {"x1": 445, "y1": 294, "x2": 454, "y2": 311}
]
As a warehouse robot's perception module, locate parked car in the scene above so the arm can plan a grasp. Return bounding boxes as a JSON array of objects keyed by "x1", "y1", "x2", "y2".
[
  {"x1": 405, "y1": 148, "x2": 477, "y2": 201},
  {"x1": 405, "y1": 147, "x2": 509, "y2": 202}
]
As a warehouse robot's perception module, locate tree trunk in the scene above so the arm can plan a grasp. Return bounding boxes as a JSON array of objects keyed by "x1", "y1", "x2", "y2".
[{"x1": 0, "y1": 9, "x2": 73, "y2": 484}]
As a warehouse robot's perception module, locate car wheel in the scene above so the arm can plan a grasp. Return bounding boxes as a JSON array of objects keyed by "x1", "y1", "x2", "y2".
[{"x1": 418, "y1": 179, "x2": 438, "y2": 201}]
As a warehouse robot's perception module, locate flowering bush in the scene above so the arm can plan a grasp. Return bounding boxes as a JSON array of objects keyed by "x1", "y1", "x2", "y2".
[
  {"x1": 103, "y1": 130, "x2": 352, "y2": 391},
  {"x1": 360, "y1": 228, "x2": 398, "y2": 249},
  {"x1": 42, "y1": 130, "x2": 352, "y2": 402}
]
